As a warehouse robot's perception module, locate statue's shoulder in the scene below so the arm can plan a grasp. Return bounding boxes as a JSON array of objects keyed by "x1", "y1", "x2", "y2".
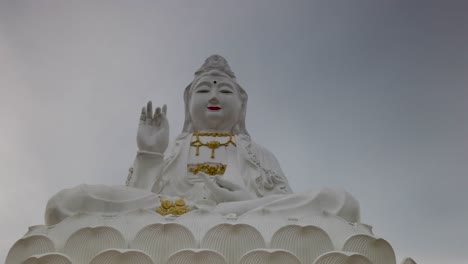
[
  {"x1": 237, "y1": 135, "x2": 281, "y2": 168},
  {"x1": 163, "y1": 133, "x2": 192, "y2": 157},
  {"x1": 236, "y1": 134, "x2": 292, "y2": 194}
]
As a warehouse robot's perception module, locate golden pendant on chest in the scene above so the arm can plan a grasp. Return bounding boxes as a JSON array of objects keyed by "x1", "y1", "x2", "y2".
[{"x1": 190, "y1": 132, "x2": 236, "y2": 159}]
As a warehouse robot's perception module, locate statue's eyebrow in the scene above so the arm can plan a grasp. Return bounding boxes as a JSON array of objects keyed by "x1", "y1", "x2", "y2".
[
  {"x1": 218, "y1": 82, "x2": 233, "y2": 90},
  {"x1": 194, "y1": 81, "x2": 212, "y2": 90}
]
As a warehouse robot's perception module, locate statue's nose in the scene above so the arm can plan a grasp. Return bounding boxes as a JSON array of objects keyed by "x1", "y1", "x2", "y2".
[{"x1": 208, "y1": 92, "x2": 220, "y2": 104}]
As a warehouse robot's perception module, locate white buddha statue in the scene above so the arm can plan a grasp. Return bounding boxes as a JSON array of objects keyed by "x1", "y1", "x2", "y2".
[
  {"x1": 129, "y1": 55, "x2": 291, "y2": 201},
  {"x1": 46, "y1": 55, "x2": 359, "y2": 226}
]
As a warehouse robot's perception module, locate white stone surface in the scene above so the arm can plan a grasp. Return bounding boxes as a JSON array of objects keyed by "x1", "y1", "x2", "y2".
[
  {"x1": 63, "y1": 227, "x2": 126, "y2": 264},
  {"x1": 6, "y1": 235, "x2": 55, "y2": 264},
  {"x1": 7, "y1": 207, "x2": 400, "y2": 264},
  {"x1": 239, "y1": 249, "x2": 301, "y2": 264},
  {"x1": 270, "y1": 225, "x2": 334, "y2": 264},
  {"x1": 131, "y1": 223, "x2": 197, "y2": 264},
  {"x1": 313, "y1": 251, "x2": 373, "y2": 264},
  {"x1": 166, "y1": 249, "x2": 228, "y2": 264},
  {"x1": 89, "y1": 249, "x2": 154, "y2": 264},
  {"x1": 23, "y1": 253, "x2": 72, "y2": 264},
  {"x1": 201, "y1": 224, "x2": 266, "y2": 264},
  {"x1": 343, "y1": 234, "x2": 396, "y2": 264}
]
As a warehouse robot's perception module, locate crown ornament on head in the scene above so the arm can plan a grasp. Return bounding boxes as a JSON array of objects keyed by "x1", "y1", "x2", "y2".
[{"x1": 194, "y1": 54, "x2": 236, "y2": 79}]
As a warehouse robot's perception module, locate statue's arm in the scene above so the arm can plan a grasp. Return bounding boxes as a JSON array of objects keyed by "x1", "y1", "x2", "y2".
[
  {"x1": 252, "y1": 142, "x2": 293, "y2": 195},
  {"x1": 127, "y1": 151, "x2": 165, "y2": 190},
  {"x1": 127, "y1": 101, "x2": 169, "y2": 190},
  {"x1": 268, "y1": 154, "x2": 293, "y2": 194}
]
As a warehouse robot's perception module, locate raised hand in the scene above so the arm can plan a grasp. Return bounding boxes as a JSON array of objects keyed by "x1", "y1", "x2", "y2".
[
  {"x1": 198, "y1": 173, "x2": 255, "y2": 203},
  {"x1": 137, "y1": 101, "x2": 169, "y2": 153}
]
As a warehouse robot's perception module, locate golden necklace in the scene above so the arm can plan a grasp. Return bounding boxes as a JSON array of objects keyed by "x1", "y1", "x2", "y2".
[
  {"x1": 191, "y1": 133, "x2": 236, "y2": 159},
  {"x1": 188, "y1": 162, "x2": 227, "y2": 176}
]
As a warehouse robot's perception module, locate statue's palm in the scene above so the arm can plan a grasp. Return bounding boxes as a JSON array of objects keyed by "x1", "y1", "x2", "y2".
[{"x1": 137, "y1": 101, "x2": 169, "y2": 153}]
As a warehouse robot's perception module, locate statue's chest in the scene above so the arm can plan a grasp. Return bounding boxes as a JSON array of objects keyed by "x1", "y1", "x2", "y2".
[
  {"x1": 160, "y1": 134, "x2": 247, "y2": 200},
  {"x1": 186, "y1": 134, "x2": 243, "y2": 187}
]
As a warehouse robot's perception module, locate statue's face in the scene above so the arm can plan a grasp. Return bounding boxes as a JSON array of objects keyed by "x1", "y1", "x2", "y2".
[{"x1": 189, "y1": 73, "x2": 242, "y2": 132}]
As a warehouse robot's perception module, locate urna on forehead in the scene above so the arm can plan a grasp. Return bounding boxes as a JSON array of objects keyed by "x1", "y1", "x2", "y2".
[
  {"x1": 190, "y1": 54, "x2": 238, "y2": 91},
  {"x1": 192, "y1": 70, "x2": 236, "y2": 87}
]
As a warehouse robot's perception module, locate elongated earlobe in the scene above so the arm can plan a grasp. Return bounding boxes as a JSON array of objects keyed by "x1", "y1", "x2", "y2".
[{"x1": 182, "y1": 83, "x2": 193, "y2": 133}]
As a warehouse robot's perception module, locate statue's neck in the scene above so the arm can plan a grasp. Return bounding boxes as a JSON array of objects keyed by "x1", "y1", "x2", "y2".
[
  {"x1": 194, "y1": 129, "x2": 233, "y2": 134},
  {"x1": 193, "y1": 123, "x2": 236, "y2": 134}
]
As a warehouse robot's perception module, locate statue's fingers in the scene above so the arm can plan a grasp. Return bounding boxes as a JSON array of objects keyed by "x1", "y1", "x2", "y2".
[
  {"x1": 199, "y1": 173, "x2": 231, "y2": 202},
  {"x1": 159, "y1": 111, "x2": 168, "y2": 128},
  {"x1": 216, "y1": 177, "x2": 241, "y2": 191},
  {"x1": 198, "y1": 173, "x2": 220, "y2": 191},
  {"x1": 155, "y1": 107, "x2": 161, "y2": 123},
  {"x1": 153, "y1": 107, "x2": 161, "y2": 126},
  {"x1": 140, "y1": 107, "x2": 146, "y2": 124},
  {"x1": 160, "y1": 105, "x2": 168, "y2": 124},
  {"x1": 146, "y1": 101, "x2": 153, "y2": 119},
  {"x1": 145, "y1": 101, "x2": 153, "y2": 125}
]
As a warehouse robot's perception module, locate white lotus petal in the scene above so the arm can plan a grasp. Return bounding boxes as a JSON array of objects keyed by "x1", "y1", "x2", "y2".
[
  {"x1": 270, "y1": 225, "x2": 333, "y2": 264},
  {"x1": 166, "y1": 249, "x2": 228, "y2": 264},
  {"x1": 110, "y1": 209, "x2": 165, "y2": 241},
  {"x1": 131, "y1": 223, "x2": 196, "y2": 264},
  {"x1": 24, "y1": 225, "x2": 48, "y2": 237},
  {"x1": 343, "y1": 234, "x2": 396, "y2": 264},
  {"x1": 313, "y1": 251, "x2": 372, "y2": 264},
  {"x1": 23, "y1": 253, "x2": 72, "y2": 264},
  {"x1": 355, "y1": 223, "x2": 373, "y2": 235},
  {"x1": 63, "y1": 226, "x2": 126, "y2": 264},
  {"x1": 300, "y1": 211, "x2": 363, "y2": 249},
  {"x1": 238, "y1": 209, "x2": 289, "y2": 244},
  {"x1": 47, "y1": 213, "x2": 105, "y2": 250},
  {"x1": 175, "y1": 210, "x2": 225, "y2": 243},
  {"x1": 90, "y1": 249, "x2": 154, "y2": 264},
  {"x1": 6, "y1": 235, "x2": 55, "y2": 264},
  {"x1": 239, "y1": 249, "x2": 301, "y2": 264},
  {"x1": 201, "y1": 224, "x2": 265, "y2": 264}
]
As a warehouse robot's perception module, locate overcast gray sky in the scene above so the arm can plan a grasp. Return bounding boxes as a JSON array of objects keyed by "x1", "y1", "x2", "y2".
[{"x1": 1, "y1": 1, "x2": 467, "y2": 263}]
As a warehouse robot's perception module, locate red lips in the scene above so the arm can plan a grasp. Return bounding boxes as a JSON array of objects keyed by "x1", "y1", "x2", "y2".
[{"x1": 207, "y1": 106, "x2": 221, "y2": 110}]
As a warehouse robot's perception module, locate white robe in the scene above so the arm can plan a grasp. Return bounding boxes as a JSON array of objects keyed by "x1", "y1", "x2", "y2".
[
  {"x1": 45, "y1": 133, "x2": 360, "y2": 225},
  {"x1": 145, "y1": 133, "x2": 292, "y2": 199}
]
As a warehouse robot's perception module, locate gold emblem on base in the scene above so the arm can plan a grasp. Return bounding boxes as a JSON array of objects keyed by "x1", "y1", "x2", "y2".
[{"x1": 156, "y1": 198, "x2": 190, "y2": 216}]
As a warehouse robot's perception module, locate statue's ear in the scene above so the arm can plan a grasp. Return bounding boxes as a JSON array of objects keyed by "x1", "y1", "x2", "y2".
[
  {"x1": 237, "y1": 84, "x2": 249, "y2": 136},
  {"x1": 182, "y1": 83, "x2": 193, "y2": 133}
]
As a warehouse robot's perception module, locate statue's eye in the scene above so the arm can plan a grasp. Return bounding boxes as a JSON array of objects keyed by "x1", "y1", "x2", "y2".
[
  {"x1": 196, "y1": 90, "x2": 210, "y2": 93},
  {"x1": 220, "y1": 90, "x2": 233, "y2": 94}
]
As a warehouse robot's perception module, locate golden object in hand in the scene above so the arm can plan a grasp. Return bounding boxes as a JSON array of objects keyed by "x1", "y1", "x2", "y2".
[{"x1": 188, "y1": 163, "x2": 227, "y2": 176}]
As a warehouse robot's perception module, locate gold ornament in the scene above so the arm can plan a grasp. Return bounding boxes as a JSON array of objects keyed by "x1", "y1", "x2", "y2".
[
  {"x1": 175, "y1": 199, "x2": 186, "y2": 206},
  {"x1": 188, "y1": 162, "x2": 227, "y2": 176},
  {"x1": 156, "y1": 198, "x2": 190, "y2": 216},
  {"x1": 191, "y1": 133, "x2": 236, "y2": 159}
]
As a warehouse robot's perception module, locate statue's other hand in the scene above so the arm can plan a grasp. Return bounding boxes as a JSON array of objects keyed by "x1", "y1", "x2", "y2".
[
  {"x1": 137, "y1": 101, "x2": 169, "y2": 153},
  {"x1": 198, "y1": 173, "x2": 255, "y2": 203}
]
